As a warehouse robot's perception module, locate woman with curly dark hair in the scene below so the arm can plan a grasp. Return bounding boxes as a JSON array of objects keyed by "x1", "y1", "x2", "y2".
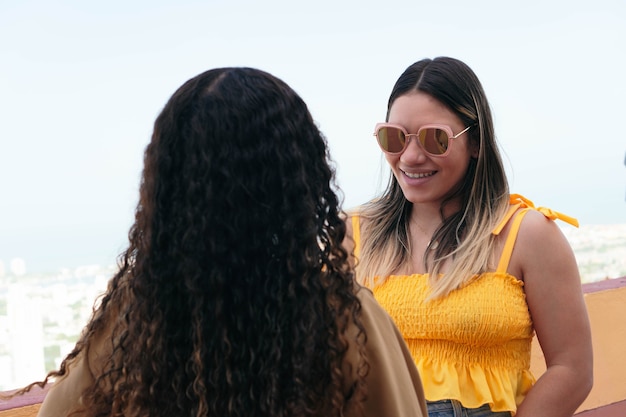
[{"x1": 23, "y1": 67, "x2": 427, "y2": 417}]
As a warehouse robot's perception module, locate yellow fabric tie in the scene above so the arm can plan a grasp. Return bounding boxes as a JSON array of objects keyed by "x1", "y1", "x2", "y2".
[{"x1": 508, "y1": 193, "x2": 579, "y2": 228}]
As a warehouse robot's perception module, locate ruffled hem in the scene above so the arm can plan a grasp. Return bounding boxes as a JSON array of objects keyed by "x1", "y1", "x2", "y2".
[{"x1": 417, "y1": 356, "x2": 535, "y2": 413}]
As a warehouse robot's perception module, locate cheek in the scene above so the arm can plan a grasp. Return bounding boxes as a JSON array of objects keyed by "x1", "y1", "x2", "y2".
[
  {"x1": 442, "y1": 150, "x2": 473, "y2": 179},
  {"x1": 384, "y1": 154, "x2": 404, "y2": 181},
  {"x1": 384, "y1": 153, "x2": 399, "y2": 168},
  {"x1": 452, "y1": 138, "x2": 477, "y2": 162},
  {"x1": 460, "y1": 136, "x2": 479, "y2": 158}
]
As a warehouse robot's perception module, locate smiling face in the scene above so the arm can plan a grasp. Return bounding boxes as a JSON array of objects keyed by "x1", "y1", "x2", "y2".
[{"x1": 385, "y1": 91, "x2": 477, "y2": 210}]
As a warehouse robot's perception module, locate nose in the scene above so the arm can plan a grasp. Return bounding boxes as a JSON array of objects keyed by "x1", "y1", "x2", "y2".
[{"x1": 401, "y1": 135, "x2": 429, "y2": 162}]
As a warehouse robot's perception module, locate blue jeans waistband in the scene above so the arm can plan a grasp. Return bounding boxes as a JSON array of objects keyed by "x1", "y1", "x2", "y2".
[{"x1": 426, "y1": 399, "x2": 512, "y2": 417}]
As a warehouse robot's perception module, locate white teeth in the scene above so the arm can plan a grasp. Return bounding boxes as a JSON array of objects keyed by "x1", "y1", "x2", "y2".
[{"x1": 404, "y1": 171, "x2": 435, "y2": 179}]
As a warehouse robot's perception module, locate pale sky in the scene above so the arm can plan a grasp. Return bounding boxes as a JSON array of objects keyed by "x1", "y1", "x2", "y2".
[{"x1": 1, "y1": 0, "x2": 625, "y2": 273}]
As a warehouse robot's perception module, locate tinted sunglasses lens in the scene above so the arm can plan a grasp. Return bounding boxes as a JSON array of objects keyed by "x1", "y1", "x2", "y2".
[
  {"x1": 419, "y1": 128, "x2": 449, "y2": 155},
  {"x1": 377, "y1": 127, "x2": 406, "y2": 153}
]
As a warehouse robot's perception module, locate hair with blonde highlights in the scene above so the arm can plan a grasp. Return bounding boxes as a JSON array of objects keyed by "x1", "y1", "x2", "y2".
[{"x1": 356, "y1": 57, "x2": 510, "y2": 298}]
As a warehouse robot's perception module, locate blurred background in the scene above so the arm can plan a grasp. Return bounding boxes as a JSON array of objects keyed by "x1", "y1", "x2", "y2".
[{"x1": 1, "y1": 0, "x2": 624, "y2": 390}]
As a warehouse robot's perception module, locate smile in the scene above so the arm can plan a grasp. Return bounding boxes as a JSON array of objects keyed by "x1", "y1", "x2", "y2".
[{"x1": 403, "y1": 170, "x2": 435, "y2": 179}]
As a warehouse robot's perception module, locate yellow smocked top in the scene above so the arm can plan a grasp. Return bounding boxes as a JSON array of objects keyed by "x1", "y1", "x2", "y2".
[{"x1": 351, "y1": 194, "x2": 578, "y2": 413}]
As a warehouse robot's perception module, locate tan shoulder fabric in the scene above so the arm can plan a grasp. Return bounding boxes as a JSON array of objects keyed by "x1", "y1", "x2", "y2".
[
  {"x1": 35, "y1": 354, "x2": 92, "y2": 417},
  {"x1": 36, "y1": 287, "x2": 427, "y2": 417},
  {"x1": 346, "y1": 287, "x2": 428, "y2": 417}
]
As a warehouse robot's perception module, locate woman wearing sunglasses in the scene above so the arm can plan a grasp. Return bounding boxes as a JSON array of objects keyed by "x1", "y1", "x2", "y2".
[
  {"x1": 16, "y1": 67, "x2": 428, "y2": 417},
  {"x1": 347, "y1": 57, "x2": 592, "y2": 417}
]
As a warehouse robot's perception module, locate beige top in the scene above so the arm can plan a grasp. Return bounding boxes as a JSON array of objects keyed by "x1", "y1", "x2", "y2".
[{"x1": 37, "y1": 287, "x2": 427, "y2": 417}]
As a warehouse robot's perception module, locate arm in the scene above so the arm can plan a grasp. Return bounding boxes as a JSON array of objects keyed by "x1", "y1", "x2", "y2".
[{"x1": 514, "y1": 211, "x2": 593, "y2": 417}]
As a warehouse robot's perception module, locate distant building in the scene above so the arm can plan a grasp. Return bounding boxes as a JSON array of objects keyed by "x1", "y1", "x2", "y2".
[
  {"x1": 10, "y1": 258, "x2": 26, "y2": 276},
  {"x1": 5, "y1": 284, "x2": 45, "y2": 388}
]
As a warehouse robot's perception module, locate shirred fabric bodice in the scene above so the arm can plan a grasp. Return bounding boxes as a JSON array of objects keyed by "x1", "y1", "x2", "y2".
[
  {"x1": 372, "y1": 271, "x2": 534, "y2": 412},
  {"x1": 351, "y1": 194, "x2": 579, "y2": 413}
]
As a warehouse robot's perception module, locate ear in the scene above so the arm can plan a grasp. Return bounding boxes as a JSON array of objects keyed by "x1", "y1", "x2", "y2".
[{"x1": 470, "y1": 141, "x2": 479, "y2": 158}]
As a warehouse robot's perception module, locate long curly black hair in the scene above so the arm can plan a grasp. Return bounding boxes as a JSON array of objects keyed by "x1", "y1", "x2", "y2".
[{"x1": 23, "y1": 67, "x2": 367, "y2": 416}]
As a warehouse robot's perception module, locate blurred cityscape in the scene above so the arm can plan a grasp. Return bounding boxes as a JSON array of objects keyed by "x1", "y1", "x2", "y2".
[{"x1": 1, "y1": 223, "x2": 625, "y2": 391}]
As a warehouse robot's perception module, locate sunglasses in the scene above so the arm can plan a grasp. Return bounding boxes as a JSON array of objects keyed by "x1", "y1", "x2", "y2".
[{"x1": 374, "y1": 123, "x2": 473, "y2": 156}]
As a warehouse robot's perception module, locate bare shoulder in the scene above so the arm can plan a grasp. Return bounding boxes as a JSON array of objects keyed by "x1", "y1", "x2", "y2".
[
  {"x1": 516, "y1": 208, "x2": 570, "y2": 248},
  {"x1": 513, "y1": 208, "x2": 579, "y2": 283}
]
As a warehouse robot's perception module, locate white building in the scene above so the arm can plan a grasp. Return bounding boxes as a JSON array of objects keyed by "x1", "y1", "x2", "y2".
[{"x1": 3, "y1": 284, "x2": 45, "y2": 389}]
